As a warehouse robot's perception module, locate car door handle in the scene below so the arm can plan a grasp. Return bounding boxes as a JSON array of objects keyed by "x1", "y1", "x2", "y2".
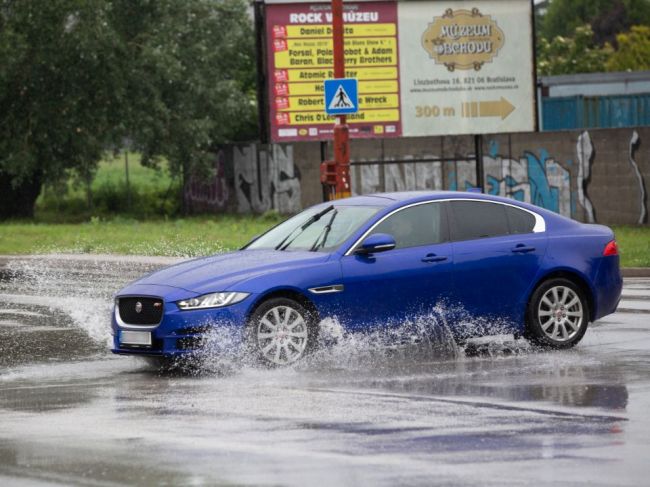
[
  {"x1": 511, "y1": 244, "x2": 536, "y2": 253},
  {"x1": 421, "y1": 253, "x2": 448, "y2": 263}
]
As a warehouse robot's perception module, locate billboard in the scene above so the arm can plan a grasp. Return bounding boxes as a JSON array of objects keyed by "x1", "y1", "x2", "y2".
[
  {"x1": 399, "y1": 0, "x2": 535, "y2": 136},
  {"x1": 261, "y1": 0, "x2": 535, "y2": 142}
]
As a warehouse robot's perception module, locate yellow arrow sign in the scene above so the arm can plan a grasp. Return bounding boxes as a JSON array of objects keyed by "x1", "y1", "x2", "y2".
[{"x1": 461, "y1": 97, "x2": 515, "y2": 120}]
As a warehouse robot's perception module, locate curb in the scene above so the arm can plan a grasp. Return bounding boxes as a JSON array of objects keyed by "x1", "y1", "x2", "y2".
[{"x1": 621, "y1": 268, "x2": 650, "y2": 278}]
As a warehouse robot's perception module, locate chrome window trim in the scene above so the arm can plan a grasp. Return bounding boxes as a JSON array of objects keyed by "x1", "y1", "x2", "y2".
[{"x1": 343, "y1": 198, "x2": 545, "y2": 256}]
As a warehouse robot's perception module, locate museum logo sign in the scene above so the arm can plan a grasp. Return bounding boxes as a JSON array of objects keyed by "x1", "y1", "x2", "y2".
[{"x1": 421, "y1": 8, "x2": 505, "y2": 71}]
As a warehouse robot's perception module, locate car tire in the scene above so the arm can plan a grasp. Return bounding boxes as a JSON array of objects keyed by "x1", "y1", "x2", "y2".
[
  {"x1": 525, "y1": 278, "x2": 589, "y2": 349},
  {"x1": 246, "y1": 297, "x2": 318, "y2": 366}
]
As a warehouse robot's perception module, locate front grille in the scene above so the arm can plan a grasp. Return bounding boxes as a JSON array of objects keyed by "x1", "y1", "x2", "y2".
[{"x1": 118, "y1": 297, "x2": 164, "y2": 325}]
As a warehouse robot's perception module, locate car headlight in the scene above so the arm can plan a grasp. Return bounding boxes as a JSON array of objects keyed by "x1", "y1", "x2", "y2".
[{"x1": 176, "y1": 292, "x2": 250, "y2": 311}]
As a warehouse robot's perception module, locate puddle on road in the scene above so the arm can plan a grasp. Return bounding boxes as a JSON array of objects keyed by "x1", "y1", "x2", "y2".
[
  {"x1": 0, "y1": 255, "x2": 634, "y2": 416},
  {"x1": 0, "y1": 301, "x2": 106, "y2": 368}
]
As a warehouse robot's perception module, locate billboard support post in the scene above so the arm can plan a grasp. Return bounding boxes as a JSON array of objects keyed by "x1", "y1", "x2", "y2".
[
  {"x1": 330, "y1": 0, "x2": 351, "y2": 200},
  {"x1": 474, "y1": 134, "x2": 484, "y2": 191}
]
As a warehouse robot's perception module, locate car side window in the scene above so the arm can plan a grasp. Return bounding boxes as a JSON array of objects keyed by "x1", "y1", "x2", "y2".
[
  {"x1": 369, "y1": 202, "x2": 447, "y2": 249},
  {"x1": 450, "y1": 201, "x2": 509, "y2": 241},
  {"x1": 505, "y1": 206, "x2": 536, "y2": 234}
]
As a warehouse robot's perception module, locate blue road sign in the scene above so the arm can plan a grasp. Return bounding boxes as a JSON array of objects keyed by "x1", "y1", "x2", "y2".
[{"x1": 324, "y1": 78, "x2": 358, "y2": 115}]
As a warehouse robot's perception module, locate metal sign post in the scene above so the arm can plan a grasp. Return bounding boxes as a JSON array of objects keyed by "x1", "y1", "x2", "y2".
[{"x1": 320, "y1": 0, "x2": 353, "y2": 200}]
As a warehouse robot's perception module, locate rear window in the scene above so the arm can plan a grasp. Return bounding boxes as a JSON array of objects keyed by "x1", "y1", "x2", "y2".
[
  {"x1": 505, "y1": 206, "x2": 536, "y2": 234},
  {"x1": 450, "y1": 201, "x2": 509, "y2": 241}
]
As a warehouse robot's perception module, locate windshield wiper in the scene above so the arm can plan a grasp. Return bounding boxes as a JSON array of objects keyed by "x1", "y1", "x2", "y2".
[
  {"x1": 275, "y1": 205, "x2": 335, "y2": 251},
  {"x1": 309, "y1": 209, "x2": 338, "y2": 251}
]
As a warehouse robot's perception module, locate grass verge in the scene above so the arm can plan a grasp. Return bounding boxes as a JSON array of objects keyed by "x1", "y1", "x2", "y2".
[
  {"x1": 0, "y1": 215, "x2": 283, "y2": 257},
  {"x1": 612, "y1": 225, "x2": 650, "y2": 268}
]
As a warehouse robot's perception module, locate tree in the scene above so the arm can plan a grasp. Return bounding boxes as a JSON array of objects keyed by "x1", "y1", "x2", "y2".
[
  {"x1": 0, "y1": 0, "x2": 256, "y2": 219},
  {"x1": 107, "y1": 0, "x2": 258, "y2": 189},
  {"x1": 607, "y1": 25, "x2": 650, "y2": 71},
  {"x1": 540, "y1": 0, "x2": 650, "y2": 45},
  {"x1": 537, "y1": 25, "x2": 613, "y2": 76},
  {"x1": 0, "y1": 0, "x2": 124, "y2": 218}
]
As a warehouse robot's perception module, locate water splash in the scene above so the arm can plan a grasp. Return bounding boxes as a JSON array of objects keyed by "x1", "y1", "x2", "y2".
[
  {"x1": 302, "y1": 310, "x2": 461, "y2": 371},
  {"x1": 175, "y1": 306, "x2": 472, "y2": 375},
  {"x1": 0, "y1": 255, "x2": 168, "y2": 349},
  {"x1": 1, "y1": 255, "x2": 531, "y2": 376}
]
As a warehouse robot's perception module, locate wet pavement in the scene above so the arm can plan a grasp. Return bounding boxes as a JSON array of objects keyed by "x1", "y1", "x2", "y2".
[{"x1": 0, "y1": 255, "x2": 649, "y2": 486}]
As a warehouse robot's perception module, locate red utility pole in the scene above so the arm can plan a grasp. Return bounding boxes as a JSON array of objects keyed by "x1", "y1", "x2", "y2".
[{"x1": 321, "y1": 0, "x2": 351, "y2": 200}]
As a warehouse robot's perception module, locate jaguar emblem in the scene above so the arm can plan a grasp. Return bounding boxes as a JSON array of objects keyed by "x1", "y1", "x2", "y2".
[{"x1": 135, "y1": 301, "x2": 143, "y2": 313}]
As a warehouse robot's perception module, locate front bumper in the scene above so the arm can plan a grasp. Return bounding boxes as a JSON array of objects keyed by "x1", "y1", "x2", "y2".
[{"x1": 111, "y1": 294, "x2": 253, "y2": 357}]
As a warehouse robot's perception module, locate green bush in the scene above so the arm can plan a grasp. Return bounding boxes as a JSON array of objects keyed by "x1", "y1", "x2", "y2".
[
  {"x1": 36, "y1": 180, "x2": 181, "y2": 221},
  {"x1": 34, "y1": 153, "x2": 181, "y2": 222}
]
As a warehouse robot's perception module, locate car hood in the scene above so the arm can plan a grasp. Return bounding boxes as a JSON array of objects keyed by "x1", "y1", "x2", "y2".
[{"x1": 132, "y1": 249, "x2": 332, "y2": 294}]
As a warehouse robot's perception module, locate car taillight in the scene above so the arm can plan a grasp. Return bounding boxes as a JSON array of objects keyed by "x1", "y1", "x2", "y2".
[{"x1": 603, "y1": 240, "x2": 618, "y2": 256}]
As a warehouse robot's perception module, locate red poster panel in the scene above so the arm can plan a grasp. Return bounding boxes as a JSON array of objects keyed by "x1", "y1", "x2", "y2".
[{"x1": 266, "y1": 1, "x2": 401, "y2": 142}]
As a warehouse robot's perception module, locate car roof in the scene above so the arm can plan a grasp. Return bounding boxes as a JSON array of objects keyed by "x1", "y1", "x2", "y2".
[
  {"x1": 323, "y1": 190, "x2": 573, "y2": 218},
  {"x1": 371, "y1": 190, "x2": 465, "y2": 202},
  {"x1": 331, "y1": 191, "x2": 573, "y2": 224},
  {"x1": 333, "y1": 191, "x2": 461, "y2": 207},
  {"x1": 359, "y1": 190, "x2": 529, "y2": 207}
]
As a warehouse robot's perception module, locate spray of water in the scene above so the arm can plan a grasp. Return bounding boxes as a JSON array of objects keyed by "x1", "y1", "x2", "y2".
[
  {"x1": 1, "y1": 255, "x2": 532, "y2": 377},
  {"x1": 166, "y1": 302, "x2": 527, "y2": 376}
]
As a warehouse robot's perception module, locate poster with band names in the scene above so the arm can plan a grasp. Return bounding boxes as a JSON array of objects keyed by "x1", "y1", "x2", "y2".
[
  {"x1": 263, "y1": 0, "x2": 535, "y2": 142},
  {"x1": 266, "y1": 1, "x2": 402, "y2": 142}
]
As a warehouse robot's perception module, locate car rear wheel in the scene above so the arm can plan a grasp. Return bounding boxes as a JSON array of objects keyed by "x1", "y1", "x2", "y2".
[
  {"x1": 525, "y1": 278, "x2": 589, "y2": 349},
  {"x1": 247, "y1": 297, "x2": 317, "y2": 366}
]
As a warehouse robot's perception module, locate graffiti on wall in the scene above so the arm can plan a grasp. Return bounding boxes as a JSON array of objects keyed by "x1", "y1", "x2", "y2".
[
  {"x1": 183, "y1": 151, "x2": 230, "y2": 212},
  {"x1": 185, "y1": 130, "x2": 647, "y2": 223},
  {"x1": 184, "y1": 144, "x2": 302, "y2": 214},
  {"x1": 234, "y1": 144, "x2": 301, "y2": 214},
  {"x1": 482, "y1": 142, "x2": 574, "y2": 218},
  {"x1": 629, "y1": 130, "x2": 647, "y2": 224},
  {"x1": 351, "y1": 142, "x2": 583, "y2": 218},
  {"x1": 351, "y1": 155, "x2": 443, "y2": 195},
  {"x1": 351, "y1": 130, "x2": 647, "y2": 224},
  {"x1": 576, "y1": 132, "x2": 595, "y2": 223}
]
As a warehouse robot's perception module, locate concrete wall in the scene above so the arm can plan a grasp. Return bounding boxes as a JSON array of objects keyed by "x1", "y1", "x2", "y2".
[{"x1": 184, "y1": 127, "x2": 648, "y2": 225}]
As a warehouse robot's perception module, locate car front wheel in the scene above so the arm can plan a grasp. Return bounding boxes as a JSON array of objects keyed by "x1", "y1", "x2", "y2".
[
  {"x1": 525, "y1": 278, "x2": 589, "y2": 349},
  {"x1": 247, "y1": 297, "x2": 317, "y2": 366}
]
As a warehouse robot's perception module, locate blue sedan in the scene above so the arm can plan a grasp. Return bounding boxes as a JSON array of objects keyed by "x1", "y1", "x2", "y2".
[{"x1": 111, "y1": 191, "x2": 622, "y2": 366}]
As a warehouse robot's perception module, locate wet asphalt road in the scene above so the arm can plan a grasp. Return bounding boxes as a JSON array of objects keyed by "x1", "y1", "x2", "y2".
[{"x1": 0, "y1": 255, "x2": 649, "y2": 486}]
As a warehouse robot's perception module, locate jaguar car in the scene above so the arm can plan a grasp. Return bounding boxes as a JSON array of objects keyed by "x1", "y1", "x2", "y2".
[{"x1": 111, "y1": 191, "x2": 622, "y2": 366}]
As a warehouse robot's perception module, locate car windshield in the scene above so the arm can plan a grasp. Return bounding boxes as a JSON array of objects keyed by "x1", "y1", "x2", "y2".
[{"x1": 245, "y1": 205, "x2": 380, "y2": 252}]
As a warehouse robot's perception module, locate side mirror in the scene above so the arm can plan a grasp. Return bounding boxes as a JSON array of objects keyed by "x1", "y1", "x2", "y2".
[{"x1": 355, "y1": 233, "x2": 396, "y2": 255}]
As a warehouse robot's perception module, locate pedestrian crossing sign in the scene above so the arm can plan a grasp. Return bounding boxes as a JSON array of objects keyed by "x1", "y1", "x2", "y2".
[{"x1": 324, "y1": 78, "x2": 358, "y2": 115}]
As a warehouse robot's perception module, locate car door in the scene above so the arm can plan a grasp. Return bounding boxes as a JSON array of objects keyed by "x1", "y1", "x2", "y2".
[
  {"x1": 339, "y1": 201, "x2": 454, "y2": 330},
  {"x1": 448, "y1": 200, "x2": 548, "y2": 325}
]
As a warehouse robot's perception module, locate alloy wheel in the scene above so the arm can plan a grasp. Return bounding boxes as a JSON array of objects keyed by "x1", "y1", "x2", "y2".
[
  {"x1": 256, "y1": 305, "x2": 309, "y2": 365},
  {"x1": 537, "y1": 285, "x2": 584, "y2": 342}
]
